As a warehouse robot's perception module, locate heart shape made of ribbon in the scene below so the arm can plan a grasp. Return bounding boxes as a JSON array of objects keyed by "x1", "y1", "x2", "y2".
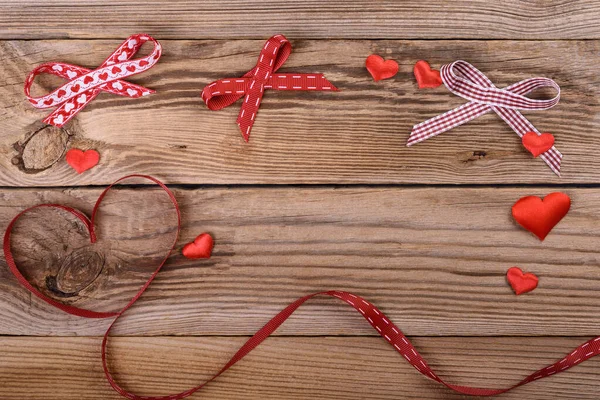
[{"x1": 3, "y1": 175, "x2": 180, "y2": 318}]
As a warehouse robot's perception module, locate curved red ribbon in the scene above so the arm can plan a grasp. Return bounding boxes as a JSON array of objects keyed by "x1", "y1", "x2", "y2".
[
  {"x1": 24, "y1": 34, "x2": 162, "y2": 127},
  {"x1": 201, "y1": 34, "x2": 338, "y2": 141},
  {"x1": 3, "y1": 178, "x2": 599, "y2": 398}
]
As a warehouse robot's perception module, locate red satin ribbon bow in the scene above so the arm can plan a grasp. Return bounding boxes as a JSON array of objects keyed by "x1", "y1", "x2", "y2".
[
  {"x1": 24, "y1": 33, "x2": 162, "y2": 127},
  {"x1": 407, "y1": 60, "x2": 562, "y2": 175},
  {"x1": 201, "y1": 34, "x2": 338, "y2": 141}
]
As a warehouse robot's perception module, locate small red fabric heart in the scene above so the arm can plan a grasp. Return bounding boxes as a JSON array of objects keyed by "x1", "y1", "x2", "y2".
[
  {"x1": 84, "y1": 75, "x2": 94, "y2": 84},
  {"x1": 57, "y1": 89, "x2": 67, "y2": 98},
  {"x1": 512, "y1": 192, "x2": 571, "y2": 241},
  {"x1": 413, "y1": 60, "x2": 442, "y2": 89},
  {"x1": 522, "y1": 132, "x2": 555, "y2": 157},
  {"x1": 365, "y1": 55, "x2": 399, "y2": 82},
  {"x1": 111, "y1": 66, "x2": 122, "y2": 74},
  {"x1": 506, "y1": 267, "x2": 539, "y2": 295},
  {"x1": 65, "y1": 149, "x2": 100, "y2": 174},
  {"x1": 71, "y1": 84, "x2": 81, "y2": 93},
  {"x1": 126, "y1": 65, "x2": 136, "y2": 73},
  {"x1": 182, "y1": 233, "x2": 214, "y2": 259},
  {"x1": 99, "y1": 72, "x2": 109, "y2": 81}
]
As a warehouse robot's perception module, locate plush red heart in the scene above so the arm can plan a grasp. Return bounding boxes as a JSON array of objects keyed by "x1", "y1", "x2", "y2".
[
  {"x1": 65, "y1": 149, "x2": 100, "y2": 174},
  {"x1": 512, "y1": 192, "x2": 571, "y2": 241},
  {"x1": 182, "y1": 233, "x2": 214, "y2": 259},
  {"x1": 365, "y1": 55, "x2": 399, "y2": 82},
  {"x1": 522, "y1": 132, "x2": 555, "y2": 157},
  {"x1": 506, "y1": 267, "x2": 539, "y2": 295},
  {"x1": 413, "y1": 60, "x2": 442, "y2": 89}
]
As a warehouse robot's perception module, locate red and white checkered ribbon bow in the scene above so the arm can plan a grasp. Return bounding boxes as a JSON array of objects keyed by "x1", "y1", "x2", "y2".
[
  {"x1": 24, "y1": 33, "x2": 162, "y2": 127},
  {"x1": 201, "y1": 34, "x2": 338, "y2": 141},
  {"x1": 408, "y1": 61, "x2": 562, "y2": 175}
]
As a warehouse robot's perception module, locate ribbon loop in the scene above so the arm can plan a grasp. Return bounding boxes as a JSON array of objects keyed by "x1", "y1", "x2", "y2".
[
  {"x1": 24, "y1": 34, "x2": 162, "y2": 127},
  {"x1": 408, "y1": 60, "x2": 562, "y2": 175},
  {"x1": 201, "y1": 34, "x2": 338, "y2": 142}
]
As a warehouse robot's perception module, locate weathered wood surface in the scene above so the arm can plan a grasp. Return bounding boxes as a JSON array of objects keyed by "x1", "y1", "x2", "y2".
[
  {"x1": 2, "y1": 186, "x2": 599, "y2": 337},
  {"x1": 1, "y1": 336, "x2": 598, "y2": 399},
  {"x1": 2, "y1": 1, "x2": 600, "y2": 40},
  {"x1": 1, "y1": 39, "x2": 600, "y2": 186}
]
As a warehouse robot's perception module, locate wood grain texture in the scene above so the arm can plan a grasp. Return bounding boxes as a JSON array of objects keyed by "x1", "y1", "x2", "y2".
[
  {"x1": 2, "y1": 1, "x2": 600, "y2": 40},
  {"x1": 1, "y1": 336, "x2": 599, "y2": 399},
  {"x1": 2, "y1": 185, "x2": 599, "y2": 336},
  {"x1": 2, "y1": 39, "x2": 599, "y2": 186}
]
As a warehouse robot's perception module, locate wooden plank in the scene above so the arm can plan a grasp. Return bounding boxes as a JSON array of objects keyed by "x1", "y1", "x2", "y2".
[
  {"x1": 1, "y1": 186, "x2": 599, "y2": 336},
  {"x1": 1, "y1": 1, "x2": 600, "y2": 40},
  {"x1": 0, "y1": 336, "x2": 598, "y2": 399},
  {"x1": 1, "y1": 39, "x2": 599, "y2": 186}
]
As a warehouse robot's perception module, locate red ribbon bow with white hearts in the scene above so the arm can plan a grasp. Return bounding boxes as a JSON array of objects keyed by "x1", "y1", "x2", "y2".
[
  {"x1": 24, "y1": 33, "x2": 162, "y2": 127},
  {"x1": 201, "y1": 34, "x2": 338, "y2": 141},
  {"x1": 407, "y1": 60, "x2": 562, "y2": 176}
]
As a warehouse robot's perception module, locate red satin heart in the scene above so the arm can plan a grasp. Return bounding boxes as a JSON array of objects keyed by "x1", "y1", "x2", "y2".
[
  {"x1": 506, "y1": 267, "x2": 539, "y2": 295},
  {"x1": 413, "y1": 60, "x2": 442, "y2": 89},
  {"x1": 182, "y1": 233, "x2": 214, "y2": 259},
  {"x1": 512, "y1": 192, "x2": 571, "y2": 241},
  {"x1": 365, "y1": 54, "x2": 399, "y2": 82},
  {"x1": 65, "y1": 149, "x2": 100, "y2": 174},
  {"x1": 522, "y1": 131, "x2": 555, "y2": 157}
]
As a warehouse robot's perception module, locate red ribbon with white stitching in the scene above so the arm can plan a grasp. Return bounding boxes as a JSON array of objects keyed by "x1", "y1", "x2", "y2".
[
  {"x1": 407, "y1": 60, "x2": 562, "y2": 175},
  {"x1": 24, "y1": 34, "x2": 162, "y2": 127},
  {"x1": 201, "y1": 34, "x2": 338, "y2": 141},
  {"x1": 4, "y1": 177, "x2": 599, "y2": 398}
]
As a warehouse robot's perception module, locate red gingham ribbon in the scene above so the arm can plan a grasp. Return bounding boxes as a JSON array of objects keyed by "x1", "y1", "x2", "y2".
[
  {"x1": 201, "y1": 34, "x2": 338, "y2": 141},
  {"x1": 408, "y1": 61, "x2": 562, "y2": 175},
  {"x1": 4, "y1": 179, "x2": 600, "y2": 398},
  {"x1": 24, "y1": 34, "x2": 162, "y2": 127}
]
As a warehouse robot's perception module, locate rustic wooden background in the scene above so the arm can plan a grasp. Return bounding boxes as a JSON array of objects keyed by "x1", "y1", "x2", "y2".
[{"x1": 1, "y1": 1, "x2": 599, "y2": 399}]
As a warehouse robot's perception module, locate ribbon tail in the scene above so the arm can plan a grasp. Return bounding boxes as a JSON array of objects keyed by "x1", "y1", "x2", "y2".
[
  {"x1": 236, "y1": 82, "x2": 264, "y2": 142},
  {"x1": 407, "y1": 102, "x2": 490, "y2": 147},
  {"x1": 540, "y1": 147, "x2": 562, "y2": 176},
  {"x1": 494, "y1": 107, "x2": 562, "y2": 176},
  {"x1": 43, "y1": 88, "x2": 101, "y2": 127},
  {"x1": 265, "y1": 73, "x2": 338, "y2": 92}
]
